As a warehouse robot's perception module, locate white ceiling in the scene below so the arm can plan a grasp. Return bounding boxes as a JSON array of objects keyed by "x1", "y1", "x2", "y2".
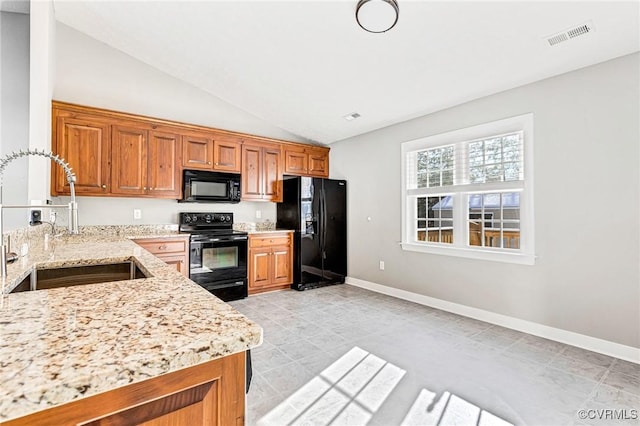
[{"x1": 52, "y1": 1, "x2": 639, "y2": 144}]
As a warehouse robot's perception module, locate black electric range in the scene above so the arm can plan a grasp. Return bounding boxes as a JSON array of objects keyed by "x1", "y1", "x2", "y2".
[{"x1": 179, "y1": 212, "x2": 248, "y2": 301}]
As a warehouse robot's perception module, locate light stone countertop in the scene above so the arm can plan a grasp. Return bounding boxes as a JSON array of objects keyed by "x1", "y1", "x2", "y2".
[
  {"x1": 246, "y1": 229, "x2": 295, "y2": 234},
  {"x1": 0, "y1": 229, "x2": 262, "y2": 422}
]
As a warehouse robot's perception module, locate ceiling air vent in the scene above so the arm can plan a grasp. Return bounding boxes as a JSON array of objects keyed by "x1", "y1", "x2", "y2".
[{"x1": 545, "y1": 21, "x2": 594, "y2": 47}]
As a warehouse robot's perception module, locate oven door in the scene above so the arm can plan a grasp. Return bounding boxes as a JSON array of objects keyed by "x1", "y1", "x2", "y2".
[{"x1": 189, "y1": 235, "x2": 248, "y2": 285}]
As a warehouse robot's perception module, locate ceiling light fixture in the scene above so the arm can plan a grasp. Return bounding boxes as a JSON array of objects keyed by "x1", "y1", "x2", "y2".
[{"x1": 356, "y1": 0, "x2": 399, "y2": 33}]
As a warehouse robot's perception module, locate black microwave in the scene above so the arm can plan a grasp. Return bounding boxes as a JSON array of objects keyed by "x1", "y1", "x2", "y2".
[{"x1": 181, "y1": 170, "x2": 241, "y2": 203}]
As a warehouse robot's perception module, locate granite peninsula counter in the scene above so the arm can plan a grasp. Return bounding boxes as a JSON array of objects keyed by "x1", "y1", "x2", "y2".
[{"x1": 0, "y1": 231, "x2": 262, "y2": 424}]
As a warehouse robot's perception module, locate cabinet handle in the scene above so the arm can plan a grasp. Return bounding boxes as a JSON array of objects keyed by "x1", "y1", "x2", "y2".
[
  {"x1": 102, "y1": 184, "x2": 107, "y2": 189},
  {"x1": 159, "y1": 245, "x2": 167, "y2": 250},
  {"x1": 143, "y1": 187, "x2": 147, "y2": 190},
  {"x1": 215, "y1": 162, "x2": 219, "y2": 166},
  {"x1": 207, "y1": 161, "x2": 212, "y2": 165}
]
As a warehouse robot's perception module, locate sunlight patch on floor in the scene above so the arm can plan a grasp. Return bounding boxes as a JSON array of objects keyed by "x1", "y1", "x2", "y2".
[
  {"x1": 401, "y1": 389, "x2": 513, "y2": 426},
  {"x1": 257, "y1": 346, "x2": 406, "y2": 425}
]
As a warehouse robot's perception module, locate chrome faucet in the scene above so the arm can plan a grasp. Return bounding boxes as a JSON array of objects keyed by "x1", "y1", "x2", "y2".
[{"x1": 0, "y1": 149, "x2": 79, "y2": 277}]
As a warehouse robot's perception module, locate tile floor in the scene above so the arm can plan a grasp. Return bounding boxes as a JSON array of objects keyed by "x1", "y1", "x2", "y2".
[{"x1": 229, "y1": 285, "x2": 640, "y2": 426}]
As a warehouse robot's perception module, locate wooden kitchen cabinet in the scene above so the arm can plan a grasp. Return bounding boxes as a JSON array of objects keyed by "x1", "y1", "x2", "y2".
[
  {"x1": 4, "y1": 351, "x2": 246, "y2": 426},
  {"x1": 134, "y1": 236, "x2": 189, "y2": 277},
  {"x1": 112, "y1": 126, "x2": 180, "y2": 198},
  {"x1": 248, "y1": 231, "x2": 293, "y2": 295},
  {"x1": 52, "y1": 115, "x2": 111, "y2": 195},
  {"x1": 283, "y1": 145, "x2": 329, "y2": 177},
  {"x1": 241, "y1": 142, "x2": 283, "y2": 202},
  {"x1": 182, "y1": 133, "x2": 242, "y2": 173},
  {"x1": 51, "y1": 102, "x2": 331, "y2": 199}
]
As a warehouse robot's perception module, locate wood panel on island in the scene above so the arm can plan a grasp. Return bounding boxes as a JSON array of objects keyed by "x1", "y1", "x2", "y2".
[
  {"x1": 133, "y1": 236, "x2": 190, "y2": 277},
  {"x1": 51, "y1": 101, "x2": 330, "y2": 200},
  {"x1": 248, "y1": 231, "x2": 293, "y2": 295},
  {"x1": 3, "y1": 351, "x2": 246, "y2": 426}
]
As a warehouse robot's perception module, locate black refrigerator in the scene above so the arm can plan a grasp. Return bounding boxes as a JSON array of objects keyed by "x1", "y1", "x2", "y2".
[{"x1": 277, "y1": 176, "x2": 347, "y2": 290}]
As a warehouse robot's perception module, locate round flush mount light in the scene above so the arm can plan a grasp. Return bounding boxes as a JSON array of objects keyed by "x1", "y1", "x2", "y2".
[{"x1": 356, "y1": 0, "x2": 399, "y2": 33}]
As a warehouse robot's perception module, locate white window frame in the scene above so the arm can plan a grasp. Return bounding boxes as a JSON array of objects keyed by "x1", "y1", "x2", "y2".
[{"x1": 401, "y1": 113, "x2": 535, "y2": 265}]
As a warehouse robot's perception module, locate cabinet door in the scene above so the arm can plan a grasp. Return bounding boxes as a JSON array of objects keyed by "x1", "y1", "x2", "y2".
[
  {"x1": 54, "y1": 116, "x2": 111, "y2": 195},
  {"x1": 249, "y1": 248, "x2": 271, "y2": 291},
  {"x1": 158, "y1": 254, "x2": 188, "y2": 277},
  {"x1": 213, "y1": 138, "x2": 241, "y2": 173},
  {"x1": 271, "y1": 245, "x2": 292, "y2": 286},
  {"x1": 241, "y1": 144, "x2": 263, "y2": 200},
  {"x1": 308, "y1": 150, "x2": 329, "y2": 177},
  {"x1": 182, "y1": 135, "x2": 213, "y2": 170},
  {"x1": 284, "y1": 147, "x2": 308, "y2": 175},
  {"x1": 148, "y1": 131, "x2": 180, "y2": 198},
  {"x1": 263, "y1": 146, "x2": 283, "y2": 202},
  {"x1": 111, "y1": 126, "x2": 147, "y2": 195}
]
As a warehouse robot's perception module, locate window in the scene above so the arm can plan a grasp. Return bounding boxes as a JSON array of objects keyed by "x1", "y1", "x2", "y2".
[{"x1": 401, "y1": 114, "x2": 534, "y2": 265}]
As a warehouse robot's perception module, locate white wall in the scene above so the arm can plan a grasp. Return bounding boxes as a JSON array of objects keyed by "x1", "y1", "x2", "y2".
[
  {"x1": 330, "y1": 53, "x2": 640, "y2": 349},
  {"x1": 0, "y1": 11, "x2": 29, "y2": 231},
  {"x1": 28, "y1": 0, "x2": 55, "y2": 205},
  {"x1": 51, "y1": 22, "x2": 312, "y2": 226}
]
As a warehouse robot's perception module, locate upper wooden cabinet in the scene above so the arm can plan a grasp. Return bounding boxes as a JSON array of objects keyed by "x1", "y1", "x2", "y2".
[
  {"x1": 283, "y1": 145, "x2": 329, "y2": 177},
  {"x1": 112, "y1": 127, "x2": 180, "y2": 198},
  {"x1": 51, "y1": 102, "x2": 329, "y2": 199},
  {"x1": 241, "y1": 142, "x2": 283, "y2": 202},
  {"x1": 53, "y1": 115, "x2": 111, "y2": 195},
  {"x1": 181, "y1": 134, "x2": 213, "y2": 170},
  {"x1": 182, "y1": 134, "x2": 241, "y2": 173}
]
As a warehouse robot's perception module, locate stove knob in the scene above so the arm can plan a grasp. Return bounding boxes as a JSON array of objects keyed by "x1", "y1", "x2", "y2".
[
  {"x1": 204, "y1": 214, "x2": 212, "y2": 223},
  {"x1": 191, "y1": 215, "x2": 198, "y2": 223},
  {"x1": 184, "y1": 215, "x2": 191, "y2": 223},
  {"x1": 225, "y1": 215, "x2": 232, "y2": 222},
  {"x1": 219, "y1": 215, "x2": 226, "y2": 222}
]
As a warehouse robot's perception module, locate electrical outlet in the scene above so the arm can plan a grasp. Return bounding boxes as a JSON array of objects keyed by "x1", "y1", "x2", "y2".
[
  {"x1": 256, "y1": 210, "x2": 262, "y2": 219},
  {"x1": 133, "y1": 209, "x2": 142, "y2": 220},
  {"x1": 30, "y1": 209, "x2": 42, "y2": 225},
  {"x1": 379, "y1": 261, "x2": 385, "y2": 271},
  {"x1": 49, "y1": 210, "x2": 57, "y2": 223}
]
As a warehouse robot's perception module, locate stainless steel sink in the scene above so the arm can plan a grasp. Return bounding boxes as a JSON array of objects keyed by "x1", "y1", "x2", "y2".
[{"x1": 11, "y1": 261, "x2": 150, "y2": 293}]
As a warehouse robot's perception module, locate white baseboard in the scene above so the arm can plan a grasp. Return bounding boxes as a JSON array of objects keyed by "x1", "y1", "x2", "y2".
[{"x1": 346, "y1": 277, "x2": 640, "y2": 364}]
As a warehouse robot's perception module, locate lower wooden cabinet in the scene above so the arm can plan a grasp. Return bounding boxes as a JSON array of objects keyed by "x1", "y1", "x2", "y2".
[
  {"x1": 4, "y1": 351, "x2": 246, "y2": 426},
  {"x1": 248, "y1": 231, "x2": 293, "y2": 295},
  {"x1": 133, "y1": 236, "x2": 190, "y2": 277}
]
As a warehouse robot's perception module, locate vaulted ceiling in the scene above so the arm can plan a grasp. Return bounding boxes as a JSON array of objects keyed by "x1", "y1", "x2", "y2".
[{"x1": 52, "y1": 1, "x2": 639, "y2": 144}]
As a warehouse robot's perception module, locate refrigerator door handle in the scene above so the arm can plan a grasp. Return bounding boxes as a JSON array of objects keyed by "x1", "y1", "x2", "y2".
[{"x1": 322, "y1": 184, "x2": 328, "y2": 259}]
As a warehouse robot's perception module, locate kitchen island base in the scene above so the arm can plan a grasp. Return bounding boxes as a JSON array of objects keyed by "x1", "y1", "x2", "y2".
[{"x1": 3, "y1": 351, "x2": 246, "y2": 426}]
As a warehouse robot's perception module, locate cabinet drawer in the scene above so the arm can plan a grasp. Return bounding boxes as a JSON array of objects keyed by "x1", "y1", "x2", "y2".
[
  {"x1": 135, "y1": 238, "x2": 188, "y2": 255},
  {"x1": 249, "y1": 234, "x2": 291, "y2": 248}
]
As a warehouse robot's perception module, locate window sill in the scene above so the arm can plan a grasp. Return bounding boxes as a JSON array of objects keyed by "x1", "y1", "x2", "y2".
[{"x1": 401, "y1": 242, "x2": 536, "y2": 265}]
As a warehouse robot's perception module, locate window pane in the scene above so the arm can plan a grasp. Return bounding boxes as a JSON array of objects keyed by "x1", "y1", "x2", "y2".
[
  {"x1": 470, "y1": 166, "x2": 485, "y2": 183},
  {"x1": 442, "y1": 147, "x2": 454, "y2": 169},
  {"x1": 469, "y1": 142, "x2": 483, "y2": 166},
  {"x1": 468, "y1": 192, "x2": 520, "y2": 249},
  {"x1": 503, "y1": 162, "x2": 521, "y2": 181},
  {"x1": 442, "y1": 170, "x2": 454, "y2": 186},
  {"x1": 484, "y1": 139, "x2": 502, "y2": 164},
  {"x1": 466, "y1": 132, "x2": 523, "y2": 184},
  {"x1": 417, "y1": 172, "x2": 428, "y2": 188},
  {"x1": 417, "y1": 195, "x2": 453, "y2": 244},
  {"x1": 417, "y1": 197, "x2": 426, "y2": 218},
  {"x1": 485, "y1": 164, "x2": 503, "y2": 182},
  {"x1": 428, "y1": 172, "x2": 441, "y2": 187},
  {"x1": 417, "y1": 151, "x2": 428, "y2": 174}
]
